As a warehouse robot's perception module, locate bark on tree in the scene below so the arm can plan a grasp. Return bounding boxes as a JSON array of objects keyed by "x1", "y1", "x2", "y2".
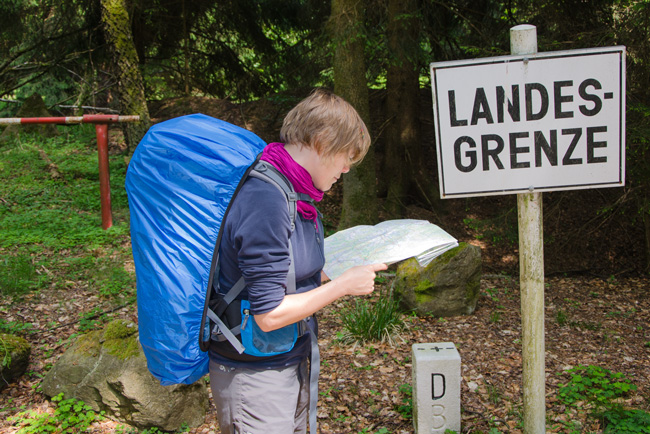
[
  {"x1": 182, "y1": 0, "x2": 191, "y2": 96},
  {"x1": 330, "y1": 0, "x2": 378, "y2": 229},
  {"x1": 384, "y1": 0, "x2": 439, "y2": 217},
  {"x1": 100, "y1": 0, "x2": 150, "y2": 154}
]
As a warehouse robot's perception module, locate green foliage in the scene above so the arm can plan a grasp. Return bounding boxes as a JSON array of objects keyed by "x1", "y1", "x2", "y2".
[
  {"x1": 0, "y1": 0, "x2": 102, "y2": 111},
  {"x1": 602, "y1": 408, "x2": 650, "y2": 433},
  {"x1": 93, "y1": 255, "x2": 136, "y2": 298},
  {"x1": 558, "y1": 365, "x2": 636, "y2": 411},
  {"x1": 0, "y1": 128, "x2": 130, "y2": 250},
  {"x1": 356, "y1": 428, "x2": 388, "y2": 434},
  {"x1": 557, "y1": 365, "x2": 650, "y2": 432},
  {"x1": 1, "y1": 349, "x2": 10, "y2": 369},
  {"x1": 0, "y1": 318, "x2": 35, "y2": 335},
  {"x1": 77, "y1": 307, "x2": 107, "y2": 333},
  {"x1": 336, "y1": 286, "x2": 405, "y2": 344},
  {"x1": 114, "y1": 424, "x2": 191, "y2": 434},
  {"x1": 489, "y1": 310, "x2": 502, "y2": 323},
  {"x1": 396, "y1": 383, "x2": 412, "y2": 419},
  {"x1": 0, "y1": 253, "x2": 39, "y2": 296},
  {"x1": 1, "y1": 334, "x2": 12, "y2": 368},
  {"x1": 0, "y1": 332, "x2": 29, "y2": 369},
  {"x1": 9, "y1": 393, "x2": 104, "y2": 433},
  {"x1": 556, "y1": 309, "x2": 568, "y2": 326},
  {"x1": 0, "y1": 128, "x2": 135, "y2": 299},
  {"x1": 2, "y1": 0, "x2": 330, "y2": 103}
]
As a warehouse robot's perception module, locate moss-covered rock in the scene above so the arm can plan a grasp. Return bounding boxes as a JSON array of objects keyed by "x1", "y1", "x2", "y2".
[
  {"x1": 41, "y1": 320, "x2": 208, "y2": 431},
  {"x1": 102, "y1": 319, "x2": 139, "y2": 359},
  {"x1": 394, "y1": 242, "x2": 482, "y2": 317},
  {"x1": 0, "y1": 333, "x2": 31, "y2": 391},
  {"x1": 72, "y1": 320, "x2": 139, "y2": 360}
]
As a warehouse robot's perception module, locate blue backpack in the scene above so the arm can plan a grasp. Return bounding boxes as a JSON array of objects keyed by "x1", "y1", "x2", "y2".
[{"x1": 126, "y1": 114, "x2": 300, "y2": 385}]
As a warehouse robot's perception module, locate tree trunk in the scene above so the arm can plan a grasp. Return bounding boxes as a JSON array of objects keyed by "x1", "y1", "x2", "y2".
[
  {"x1": 100, "y1": 0, "x2": 150, "y2": 154},
  {"x1": 384, "y1": 0, "x2": 439, "y2": 217},
  {"x1": 182, "y1": 0, "x2": 191, "y2": 96},
  {"x1": 330, "y1": 0, "x2": 378, "y2": 229}
]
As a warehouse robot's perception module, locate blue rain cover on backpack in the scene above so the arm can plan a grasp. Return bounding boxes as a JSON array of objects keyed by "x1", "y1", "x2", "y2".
[{"x1": 125, "y1": 113, "x2": 267, "y2": 385}]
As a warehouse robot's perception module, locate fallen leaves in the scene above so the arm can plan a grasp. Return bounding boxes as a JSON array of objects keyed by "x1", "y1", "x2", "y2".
[{"x1": 1, "y1": 275, "x2": 649, "y2": 433}]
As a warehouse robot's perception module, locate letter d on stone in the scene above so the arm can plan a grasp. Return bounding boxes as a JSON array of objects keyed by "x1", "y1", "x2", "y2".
[{"x1": 432, "y1": 374, "x2": 446, "y2": 399}]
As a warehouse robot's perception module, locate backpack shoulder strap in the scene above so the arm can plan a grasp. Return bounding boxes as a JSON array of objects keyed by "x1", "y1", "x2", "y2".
[
  {"x1": 208, "y1": 160, "x2": 304, "y2": 353},
  {"x1": 249, "y1": 161, "x2": 306, "y2": 232},
  {"x1": 249, "y1": 160, "x2": 306, "y2": 294}
]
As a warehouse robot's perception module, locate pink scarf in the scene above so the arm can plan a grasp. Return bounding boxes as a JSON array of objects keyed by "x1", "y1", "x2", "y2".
[{"x1": 260, "y1": 142, "x2": 323, "y2": 223}]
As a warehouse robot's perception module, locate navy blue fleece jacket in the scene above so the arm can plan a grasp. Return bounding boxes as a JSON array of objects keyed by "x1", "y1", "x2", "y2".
[{"x1": 209, "y1": 175, "x2": 325, "y2": 367}]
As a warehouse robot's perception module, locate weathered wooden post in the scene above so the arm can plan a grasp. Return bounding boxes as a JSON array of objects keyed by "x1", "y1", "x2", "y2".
[
  {"x1": 430, "y1": 20, "x2": 625, "y2": 434},
  {"x1": 510, "y1": 24, "x2": 546, "y2": 434}
]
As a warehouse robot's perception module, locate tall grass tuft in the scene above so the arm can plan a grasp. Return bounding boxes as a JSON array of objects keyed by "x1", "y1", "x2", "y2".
[
  {"x1": 0, "y1": 254, "x2": 38, "y2": 296},
  {"x1": 336, "y1": 285, "x2": 405, "y2": 345}
]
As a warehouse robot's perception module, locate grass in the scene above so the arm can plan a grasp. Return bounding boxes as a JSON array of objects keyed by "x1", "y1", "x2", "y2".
[
  {"x1": 0, "y1": 253, "x2": 40, "y2": 296},
  {"x1": 0, "y1": 126, "x2": 134, "y2": 299},
  {"x1": 335, "y1": 284, "x2": 406, "y2": 345},
  {"x1": 0, "y1": 127, "x2": 130, "y2": 249}
]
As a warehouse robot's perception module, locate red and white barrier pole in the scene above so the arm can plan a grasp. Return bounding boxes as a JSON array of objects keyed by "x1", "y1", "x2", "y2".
[
  {"x1": 0, "y1": 114, "x2": 140, "y2": 229},
  {"x1": 0, "y1": 114, "x2": 140, "y2": 125}
]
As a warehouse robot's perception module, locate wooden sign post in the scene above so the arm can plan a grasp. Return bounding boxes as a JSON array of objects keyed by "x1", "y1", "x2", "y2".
[
  {"x1": 511, "y1": 24, "x2": 546, "y2": 434},
  {"x1": 430, "y1": 24, "x2": 626, "y2": 433}
]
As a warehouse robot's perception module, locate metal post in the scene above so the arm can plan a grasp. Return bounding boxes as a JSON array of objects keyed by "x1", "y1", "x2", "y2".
[
  {"x1": 0, "y1": 114, "x2": 139, "y2": 230},
  {"x1": 95, "y1": 123, "x2": 113, "y2": 230},
  {"x1": 511, "y1": 24, "x2": 546, "y2": 434}
]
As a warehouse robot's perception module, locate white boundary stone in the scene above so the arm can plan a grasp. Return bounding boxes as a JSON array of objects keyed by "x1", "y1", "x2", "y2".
[{"x1": 412, "y1": 342, "x2": 461, "y2": 433}]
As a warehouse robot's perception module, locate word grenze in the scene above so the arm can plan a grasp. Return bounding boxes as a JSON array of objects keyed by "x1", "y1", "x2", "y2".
[{"x1": 449, "y1": 79, "x2": 612, "y2": 173}]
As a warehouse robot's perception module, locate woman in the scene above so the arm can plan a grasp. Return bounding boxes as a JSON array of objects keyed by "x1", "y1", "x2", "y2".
[{"x1": 209, "y1": 88, "x2": 386, "y2": 434}]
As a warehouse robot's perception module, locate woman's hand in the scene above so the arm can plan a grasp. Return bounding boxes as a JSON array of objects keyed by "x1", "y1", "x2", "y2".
[
  {"x1": 255, "y1": 263, "x2": 387, "y2": 332},
  {"x1": 337, "y1": 263, "x2": 388, "y2": 296}
]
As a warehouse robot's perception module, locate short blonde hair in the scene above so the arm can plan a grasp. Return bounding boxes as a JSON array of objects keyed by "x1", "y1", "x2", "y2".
[{"x1": 280, "y1": 88, "x2": 371, "y2": 165}]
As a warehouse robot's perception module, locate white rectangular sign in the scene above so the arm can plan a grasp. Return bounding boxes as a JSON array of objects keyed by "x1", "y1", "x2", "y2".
[{"x1": 431, "y1": 46, "x2": 626, "y2": 198}]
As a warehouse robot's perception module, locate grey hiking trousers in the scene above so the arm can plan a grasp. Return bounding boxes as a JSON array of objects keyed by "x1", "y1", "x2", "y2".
[{"x1": 209, "y1": 358, "x2": 310, "y2": 434}]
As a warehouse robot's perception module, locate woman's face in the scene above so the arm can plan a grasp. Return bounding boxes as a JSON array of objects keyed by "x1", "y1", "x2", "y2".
[{"x1": 310, "y1": 151, "x2": 352, "y2": 192}]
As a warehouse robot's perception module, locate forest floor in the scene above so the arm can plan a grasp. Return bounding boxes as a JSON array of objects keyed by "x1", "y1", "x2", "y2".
[
  {"x1": 2, "y1": 91, "x2": 650, "y2": 433},
  {"x1": 2, "y1": 266, "x2": 649, "y2": 433}
]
